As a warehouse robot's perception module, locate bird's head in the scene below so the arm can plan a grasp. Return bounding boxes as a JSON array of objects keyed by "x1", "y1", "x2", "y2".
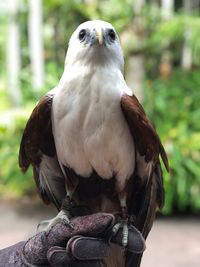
[{"x1": 65, "y1": 20, "x2": 124, "y2": 73}]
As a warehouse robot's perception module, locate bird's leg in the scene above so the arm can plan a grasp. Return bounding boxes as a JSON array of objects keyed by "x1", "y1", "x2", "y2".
[
  {"x1": 37, "y1": 194, "x2": 73, "y2": 232},
  {"x1": 120, "y1": 202, "x2": 129, "y2": 247},
  {"x1": 111, "y1": 188, "x2": 130, "y2": 247}
]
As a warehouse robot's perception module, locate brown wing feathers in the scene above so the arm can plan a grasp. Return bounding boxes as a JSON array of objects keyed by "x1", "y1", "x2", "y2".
[
  {"x1": 19, "y1": 94, "x2": 56, "y2": 172},
  {"x1": 121, "y1": 94, "x2": 169, "y2": 172},
  {"x1": 18, "y1": 93, "x2": 66, "y2": 207},
  {"x1": 121, "y1": 93, "x2": 169, "y2": 267}
]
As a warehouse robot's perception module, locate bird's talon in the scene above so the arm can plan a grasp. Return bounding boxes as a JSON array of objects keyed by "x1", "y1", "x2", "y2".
[
  {"x1": 122, "y1": 222, "x2": 129, "y2": 247},
  {"x1": 37, "y1": 210, "x2": 70, "y2": 232},
  {"x1": 111, "y1": 222, "x2": 121, "y2": 236},
  {"x1": 111, "y1": 217, "x2": 130, "y2": 248}
]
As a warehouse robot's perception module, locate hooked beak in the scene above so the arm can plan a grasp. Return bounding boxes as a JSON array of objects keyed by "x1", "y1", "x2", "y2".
[{"x1": 95, "y1": 27, "x2": 104, "y2": 45}]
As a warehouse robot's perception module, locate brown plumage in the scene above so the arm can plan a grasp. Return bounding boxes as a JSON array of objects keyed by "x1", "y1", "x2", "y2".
[
  {"x1": 19, "y1": 94, "x2": 55, "y2": 172},
  {"x1": 19, "y1": 93, "x2": 65, "y2": 208},
  {"x1": 121, "y1": 94, "x2": 169, "y2": 174}
]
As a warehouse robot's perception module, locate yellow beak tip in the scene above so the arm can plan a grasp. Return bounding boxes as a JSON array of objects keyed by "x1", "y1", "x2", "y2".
[{"x1": 96, "y1": 29, "x2": 103, "y2": 45}]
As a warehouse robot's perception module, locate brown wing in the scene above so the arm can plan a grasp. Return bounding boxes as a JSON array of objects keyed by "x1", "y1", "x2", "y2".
[
  {"x1": 121, "y1": 93, "x2": 169, "y2": 267},
  {"x1": 19, "y1": 92, "x2": 65, "y2": 209},
  {"x1": 121, "y1": 94, "x2": 169, "y2": 176}
]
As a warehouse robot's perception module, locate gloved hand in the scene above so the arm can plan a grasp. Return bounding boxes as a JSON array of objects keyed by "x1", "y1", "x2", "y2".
[
  {"x1": 0, "y1": 212, "x2": 145, "y2": 267},
  {"x1": 44, "y1": 213, "x2": 114, "y2": 267}
]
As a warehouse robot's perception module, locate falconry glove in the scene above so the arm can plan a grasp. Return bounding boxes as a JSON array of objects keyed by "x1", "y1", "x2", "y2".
[
  {"x1": 0, "y1": 213, "x2": 145, "y2": 267},
  {"x1": 0, "y1": 213, "x2": 112, "y2": 267}
]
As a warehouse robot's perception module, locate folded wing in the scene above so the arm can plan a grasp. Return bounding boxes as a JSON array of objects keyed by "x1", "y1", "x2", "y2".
[
  {"x1": 19, "y1": 92, "x2": 66, "y2": 210},
  {"x1": 121, "y1": 93, "x2": 169, "y2": 266}
]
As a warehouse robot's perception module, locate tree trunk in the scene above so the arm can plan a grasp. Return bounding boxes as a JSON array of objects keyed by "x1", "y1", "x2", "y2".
[
  {"x1": 161, "y1": 0, "x2": 174, "y2": 19},
  {"x1": 126, "y1": 55, "x2": 145, "y2": 102},
  {"x1": 160, "y1": 0, "x2": 174, "y2": 78},
  {"x1": 125, "y1": 0, "x2": 146, "y2": 102},
  {"x1": 6, "y1": 0, "x2": 22, "y2": 107},
  {"x1": 134, "y1": 0, "x2": 146, "y2": 14},
  {"x1": 181, "y1": 0, "x2": 193, "y2": 71},
  {"x1": 53, "y1": 9, "x2": 60, "y2": 65},
  {"x1": 28, "y1": 0, "x2": 44, "y2": 93},
  {"x1": 181, "y1": 29, "x2": 193, "y2": 71}
]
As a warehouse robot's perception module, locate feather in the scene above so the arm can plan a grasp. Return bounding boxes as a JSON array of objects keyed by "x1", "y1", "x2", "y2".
[
  {"x1": 19, "y1": 92, "x2": 65, "y2": 209},
  {"x1": 125, "y1": 176, "x2": 159, "y2": 267},
  {"x1": 121, "y1": 93, "x2": 168, "y2": 267},
  {"x1": 121, "y1": 93, "x2": 169, "y2": 176}
]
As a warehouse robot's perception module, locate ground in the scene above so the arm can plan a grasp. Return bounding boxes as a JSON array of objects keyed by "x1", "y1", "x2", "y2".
[{"x1": 0, "y1": 199, "x2": 200, "y2": 267}]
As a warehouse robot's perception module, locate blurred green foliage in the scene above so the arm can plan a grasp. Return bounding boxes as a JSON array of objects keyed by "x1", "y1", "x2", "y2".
[
  {"x1": 0, "y1": 105, "x2": 34, "y2": 198},
  {"x1": 145, "y1": 69, "x2": 200, "y2": 214},
  {"x1": 0, "y1": 0, "x2": 200, "y2": 215}
]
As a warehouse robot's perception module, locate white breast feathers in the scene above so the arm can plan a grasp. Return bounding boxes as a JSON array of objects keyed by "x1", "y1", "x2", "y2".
[{"x1": 52, "y1": 65, "x2": 135, "y2": 192}]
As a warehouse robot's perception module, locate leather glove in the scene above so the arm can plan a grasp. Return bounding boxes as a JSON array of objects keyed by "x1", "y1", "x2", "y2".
[
  {"x1": 0, "y1": 213, "x2": 113, "y2": 267},
  {"x1": 0, "y1": 212, "x2": 145, "y2": 267}
]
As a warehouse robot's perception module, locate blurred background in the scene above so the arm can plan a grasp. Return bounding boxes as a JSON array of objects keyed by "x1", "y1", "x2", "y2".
[{"x1": 0, "y1": 0, "x2": 200, "y2": 266}]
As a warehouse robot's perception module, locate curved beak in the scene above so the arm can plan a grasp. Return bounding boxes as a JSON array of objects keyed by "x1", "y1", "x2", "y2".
[{"x1": 95, "y1": 27, "x2": 104, "y2": 45}]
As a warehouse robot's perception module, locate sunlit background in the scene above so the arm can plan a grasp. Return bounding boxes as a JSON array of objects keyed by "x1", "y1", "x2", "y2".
[{"x1": 0, "y1": 0, "x2": 200, "y2": 266}]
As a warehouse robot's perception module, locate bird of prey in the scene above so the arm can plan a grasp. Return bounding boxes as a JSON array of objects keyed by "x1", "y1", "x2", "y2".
[{"x1": 19, "y1": 20, "x2": 169, "y2": 266}]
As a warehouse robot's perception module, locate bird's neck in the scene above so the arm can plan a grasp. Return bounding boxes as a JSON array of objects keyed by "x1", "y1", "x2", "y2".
[{"x1": 59, "y1": 62, "x2": 125, "y2": 90}]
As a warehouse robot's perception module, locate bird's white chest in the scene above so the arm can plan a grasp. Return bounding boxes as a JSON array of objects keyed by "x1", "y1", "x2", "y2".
[{"x1": 52, "y1": 69, "x2": 135, "y2": 189}]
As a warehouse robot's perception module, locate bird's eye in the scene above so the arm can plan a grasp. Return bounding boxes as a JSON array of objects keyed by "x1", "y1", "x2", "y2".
[
  {"x1": 79, "y1": 29, "x2": 86, "y2": 41},
  {"x1": 108, "y1": 29, "x2": 116, "y2": 41}
]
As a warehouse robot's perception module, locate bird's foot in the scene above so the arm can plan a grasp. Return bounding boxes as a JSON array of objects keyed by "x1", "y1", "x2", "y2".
[
  {"x1": 111, "y1": 217, "x2": 129, "y2": 247},
  {"x1": 37, "y1": 210, "x2": 70, "y2": 232},
  {"x1": 61, "y1": 195, "x2": 89, "y2": 217},
  {"x1": 111, "y1": 207, "x2": 134, "y2": 247},
  {"x1": 37, "y1": 195, "x2": 85, "y2": 232},
  {"x1": 110, "y1": 214, "x2": 146, "y2": 253}
]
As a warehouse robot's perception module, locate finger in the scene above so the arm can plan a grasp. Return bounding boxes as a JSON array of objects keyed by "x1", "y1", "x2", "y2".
[
  {"x1": 69, "y1": 213, "x2": 115, "y2": 237},
  {"x1": 46, "y1": 212, "x2": 114, "y2": 246},
  {"x1": 47, "y1": 246, "x2": 102, "y2": 267},
  {"x1": 47, "y1": 246, "x2": 69, "y2": 267},
  {"x1": 67, "y1": 236, "x2": 109, "y2": 260}
]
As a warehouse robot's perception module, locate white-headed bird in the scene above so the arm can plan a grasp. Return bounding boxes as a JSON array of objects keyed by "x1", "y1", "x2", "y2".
[{"x1": 19, "y1": 20, "x2": 169, "y2": 267}]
